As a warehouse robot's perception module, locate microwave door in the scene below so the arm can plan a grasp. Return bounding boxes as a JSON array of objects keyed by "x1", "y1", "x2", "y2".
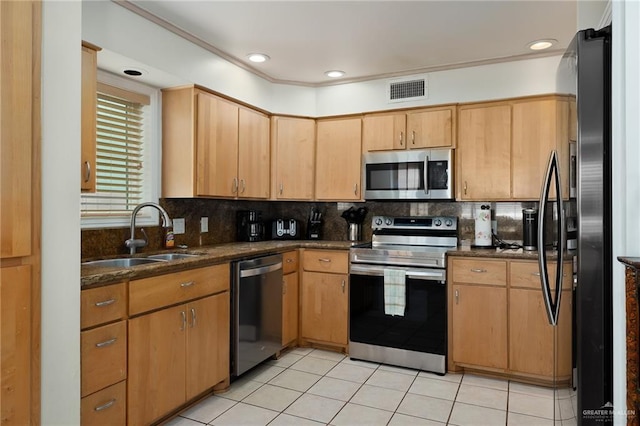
[{"x1": 426, "y1": 149, "x2": 454, "y2": 200}]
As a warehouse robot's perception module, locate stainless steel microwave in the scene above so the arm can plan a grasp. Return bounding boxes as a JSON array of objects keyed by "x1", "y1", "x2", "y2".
[{"x1": 362, "y1": 149, "x2": 454, "y2": 200}]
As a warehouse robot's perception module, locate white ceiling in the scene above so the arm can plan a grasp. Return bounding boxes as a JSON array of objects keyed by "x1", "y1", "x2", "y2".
[{"x1": 119, "y1": 0, "x2": 577, "y2": 87}]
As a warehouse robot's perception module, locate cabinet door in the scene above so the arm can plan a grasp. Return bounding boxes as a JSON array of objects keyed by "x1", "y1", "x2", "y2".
[
  {"x1": 238, "y1": 108, "x2": 270, "y2": 199},
  {"x1": 301, "y1": 272, "x2": 348, "y2": 345},
  {"x1": 1, "y1": 265, "x2": 31, "y2": 425},
  {"x1": 509, "y1": 288, "x2": 572, "y2": 379},
  {"x1": 186, "y1": 292, "x2": 229, "y2": 400},
  {"x1": 315, "y1": 118, "x2": 362, "y2": 200},
  {"x1": 407, "y1": 107, "x2": 454, "y2": 149},
  {"x1": 128, "y1": 304, "x2": 186, "y2": 426},
  {"x1": 512, "y1": 99, "x2": 568, "y2": 199},
  {"x1": 272, "y1": 117, "x2": 315, "y2": 200},
  {"x1": 362, "y1": 113, "x2": 406, "y2": 151},
  {"x1": 81, "y1": 44, "x2": 97, "y2": 192},
  {"x1": 282, "y1": 272, "x2": 299, "y2": 346},
  {"x1": 196, "y1": 93, "x2": 239, "y2": 197},
  {"x1": 452, "y1": 284, "x2": 507, "y2": 369},
  {"x1": 457, "y1": 105, "x2": 511, "y2": 200}
]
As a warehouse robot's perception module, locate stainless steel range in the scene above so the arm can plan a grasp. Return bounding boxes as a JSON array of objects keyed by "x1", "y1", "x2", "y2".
[{"x1": 349, "y1": 215, "x2": 458, "y2": 375}]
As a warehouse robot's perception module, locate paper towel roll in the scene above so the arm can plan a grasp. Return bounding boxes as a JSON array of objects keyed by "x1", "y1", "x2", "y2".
[{"x1": 474, "y1": 204, "x2": 492, "y2": 246}]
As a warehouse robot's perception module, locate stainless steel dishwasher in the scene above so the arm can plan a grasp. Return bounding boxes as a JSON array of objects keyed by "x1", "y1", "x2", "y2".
[{"x1": 232, "y1": 253, "x2": 283, "y2": 376}]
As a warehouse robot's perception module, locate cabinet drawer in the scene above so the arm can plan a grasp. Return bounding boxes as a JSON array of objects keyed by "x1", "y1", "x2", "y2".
[
  {"x1": 451, "y1": 259, "x2": 507, "y2": 286},
  {"x1": 283, "y1": 250, "x2": 299, "y2": 275},
  {"x1": 81, "y1": 321, "x2": 127, "y2": 397},
  {"x1": 81, "y1": 380, "x2": 126, "y2": 426},
  {"x1": 303, "y1": 250, "x2": 348, "y2": 274},
  {"x1": 81, "y1": 282, "x2": 127, "y2": 330},
  {"x1": 129, "y1": 264, "x2": 230, "y2": 316},
  {"x1": 510, "y1": 261, "x2": 572, "y2": 290}
]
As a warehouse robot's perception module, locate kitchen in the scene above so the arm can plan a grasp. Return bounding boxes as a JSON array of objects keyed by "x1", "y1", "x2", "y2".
[{"x1": 2, "y1": 0, "x2": 639, "y2": 425}]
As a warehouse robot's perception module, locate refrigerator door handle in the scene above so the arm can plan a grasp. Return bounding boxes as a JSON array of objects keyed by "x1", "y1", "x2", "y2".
[{"x1": 537, "y1": 150, "x2": 564, "y2": 326}]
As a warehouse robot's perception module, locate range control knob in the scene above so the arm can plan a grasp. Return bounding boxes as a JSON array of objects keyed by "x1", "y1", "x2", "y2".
[
  {"x1": 445, "y1": 219, "x2": 454, "y2": 227},
  {"x1": 434, "y1": 219, "x2": 442, "y2": 226},
  {"x1": 375, "y1": 218, "x2": 383, "y2": 226},
  {"x1": 385, "y1": 218, "x2": 393, "y2": 226}
]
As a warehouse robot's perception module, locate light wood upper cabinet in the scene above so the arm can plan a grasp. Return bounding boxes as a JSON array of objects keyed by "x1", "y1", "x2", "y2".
[
  {"x1": 162, "y1": 86, "x2": 270, "y2": 199},
  {"x1": 271, "y1": 116, "x2": 316, "y2": 200},
  {"x1": 457, "y1": 103, "x2": 512, "y2": 200},
  {"x1": 81, "y1": 42, "x2": 99, "y2": 192},
  {"x1": 457, "y1": 96, "x2": 570, "y2": 201},
  {"x1": 315, "y1": 117, "x2": 362, "y2": 200},
  {"x1": 362, "y1": 105, "x2": 455, "y2": 152}
]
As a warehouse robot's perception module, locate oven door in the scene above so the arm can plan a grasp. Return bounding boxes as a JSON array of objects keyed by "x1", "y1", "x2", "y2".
[{"x1": 349, "y1": 264, "x2": 447, "y2": 357}]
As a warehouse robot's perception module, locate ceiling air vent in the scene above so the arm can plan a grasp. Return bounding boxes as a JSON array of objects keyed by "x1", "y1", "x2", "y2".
[{"x1": 388, "y1": 77, "x2": 428, "y2": 103}]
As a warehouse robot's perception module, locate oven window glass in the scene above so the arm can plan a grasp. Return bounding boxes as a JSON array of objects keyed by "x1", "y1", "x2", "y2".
[
  {"x1": 427, "y1": 160, "x2": 449, "y2": 190},
  {"x1": 366, "y1": 162, "x2": 425, "y2": 191},
  {"x1": 349, "y1": 273, "x2": 446, "y2": 355}
]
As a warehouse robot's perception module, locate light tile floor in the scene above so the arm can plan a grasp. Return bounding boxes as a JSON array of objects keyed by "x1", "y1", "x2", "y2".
[{"x1": 166, "y1": 348, "x2": 578, "y2": 426}]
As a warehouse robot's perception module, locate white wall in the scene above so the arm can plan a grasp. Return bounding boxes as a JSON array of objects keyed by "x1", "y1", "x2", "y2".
[
  {"x1": 41, "y1": 1, "x2": 82, "y2": 424},
  {"x1": 611, "y1": 1, "x2": 639, "y2": 423}
]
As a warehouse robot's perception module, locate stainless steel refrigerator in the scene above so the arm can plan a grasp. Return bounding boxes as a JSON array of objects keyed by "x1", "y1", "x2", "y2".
[{"x1": 541, "y1": 25, "x2": 613, "y2": 424}]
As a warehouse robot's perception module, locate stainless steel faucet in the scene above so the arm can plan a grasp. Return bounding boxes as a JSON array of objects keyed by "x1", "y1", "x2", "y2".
[{"x1": 125, "y1": 202, "x2": 172, "y2": 255}]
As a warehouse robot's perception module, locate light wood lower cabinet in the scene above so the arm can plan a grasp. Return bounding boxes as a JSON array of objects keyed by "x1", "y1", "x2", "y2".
[
  {"x1": 282, "y1": 251, "x2": 299, "y2": 347},
  {"x1": 449, "y1": 257, "x2": 573, "y2": 385},
  {"x1": 300, "y1": 250, "x2": 349, "y2": 348},
  {"x1": 127, "y1": 292, "x2": 229, "y2": 426}
]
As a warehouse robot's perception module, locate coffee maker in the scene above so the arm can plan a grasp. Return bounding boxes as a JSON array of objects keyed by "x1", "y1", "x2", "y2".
[{"x1": 236, "y1": 210, "x2": 264, "y2": 242}]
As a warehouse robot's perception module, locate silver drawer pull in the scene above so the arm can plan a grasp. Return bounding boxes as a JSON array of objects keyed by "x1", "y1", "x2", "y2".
[
  {"x1": 286, "y1": 258, "x2": 294, "y2": 263},
  {"x1": 470, "y1": 268, "x2": 487, "y2": 273},
  {"x1": 531, "y1": 272, "x2": 541, "y2": 277},
  {"x1": 180, "y1": 281, "x2": 195, "y2": 288},
  {"x1": 95, "y1": 299, "x2": 116, "y2": 307},
  {"x1": 94, "y1": 399, "x2": 116, "y2": 412},
  {"x1": 318, "y1": 258, "x2": 332, "y2": 263},
  {"x1": 95, "y1": 338, "x2": 117, "y2": 348}
]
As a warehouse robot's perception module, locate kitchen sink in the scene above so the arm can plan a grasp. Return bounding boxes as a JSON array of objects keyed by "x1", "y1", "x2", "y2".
[
  {"x1": 82, "y1": 258, "x2": 167, "y2": 268},
  {"x1": 146, "y1": 253, "x2": 201, "y2": 261}
]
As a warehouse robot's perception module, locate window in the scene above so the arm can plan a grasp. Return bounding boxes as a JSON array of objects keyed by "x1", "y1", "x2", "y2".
[{"x1": 81, "y1": 71, "x2": 160, "y2": 229}]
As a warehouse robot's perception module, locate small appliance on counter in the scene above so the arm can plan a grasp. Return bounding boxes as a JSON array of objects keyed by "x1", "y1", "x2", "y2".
[
  {"x1": 522, "y1": 208, "x2": 539, "y2": 251},
  {"x1": 307, "y1": 207, "x2": 323, "y2": 240},
  {"x1": 236, "y1": 210, "x2": 264, "y2": 242},
  {"x1": 473, "y1": 204, "x2": 493, "y2": 248},
  {"x1": 270, "y1": 218, "x2": 300, "y2": 240},
  {"x1": 341, "y1": 206, "x2": 368, "y2": 242}
]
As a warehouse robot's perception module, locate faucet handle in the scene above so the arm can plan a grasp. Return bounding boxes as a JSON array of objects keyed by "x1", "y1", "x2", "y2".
[{"x1": 140, "y1": 228, "x2": 148, "y2": 246}]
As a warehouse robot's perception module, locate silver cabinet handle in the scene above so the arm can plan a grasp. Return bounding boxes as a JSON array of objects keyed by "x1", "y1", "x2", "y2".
[
  {"x1": 94, "y1": 399, "x2": 116, "y2": 412},
  {"x1": 531, "y1": 272, "x2": 541, "y2": 277},
  {"x1": 399, "y1": 131, "x2": 404, "y2": 146},
  {"x1": 95, "y1": 299, "x2": 116, "y2": 307},
  {"x1": 464, "y1": 181, "x2": 468, "y2": 195},
  {"x1": 279, "y1": 183, "x2": 284, "y2": 195},
  {"x1": 354, "y1": 183, "x2": 358, "y2": 195},
  {"x1": 342, "y1": 280, "x2": 345, "y2": 293},
  {"x1": 455, "y1": 289, "x2": 459, "y2": 304},
  {"x1": 232, "y1": 177, "x2": 238, "y2": 193},
  {"x1": 286, "y1": 258, "x2": 294, "y2": 263},
  {"x1": 95, "y1": 338, "x2": 117, "y2": 348},
  {"x1": 83, "y1": 161, "x2": 91, "y2": 183},
  {"x1": 180, "y1": 281, "x2": 195, "y2": 288},
  {"x1": 412, "y1": 130, "x2": 416, "y2": 145},
  {"x1": 470, "y1": 268, "x2": 487, "y2": 273},
  {"x1": 318, "y1": 258, "x2": 332, "y2": 263},
  {"x1": 190, "y1": 308, "x2": 196, "y2": 328},
  {"x1": 240, "y1": 179, "x2": 246, "y2": 194},
  {"x1": 180, "y1": 311, "x2": 186, "y2": 331}
]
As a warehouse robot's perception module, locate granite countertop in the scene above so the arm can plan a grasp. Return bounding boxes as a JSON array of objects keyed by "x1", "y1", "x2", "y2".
[
  {"x1": 619, "y1": 257, "x2": 640, "y2": 269},
  {"x1": 81, "y1": 240, "x2": 355, "y2": 289},
  {"x1": 447, "y1": 246, "x2": 575, "y2": 261}
]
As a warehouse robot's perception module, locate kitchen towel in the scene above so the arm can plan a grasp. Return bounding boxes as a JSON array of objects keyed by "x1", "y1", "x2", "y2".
[{"x1": 384, "y1": 268, "x2": 406, "y2": 316}]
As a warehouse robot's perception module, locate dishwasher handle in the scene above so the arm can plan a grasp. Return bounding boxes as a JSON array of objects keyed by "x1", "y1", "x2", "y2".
[{"x1": 240, "y1": 262, "x2": 283, "y2": 278}]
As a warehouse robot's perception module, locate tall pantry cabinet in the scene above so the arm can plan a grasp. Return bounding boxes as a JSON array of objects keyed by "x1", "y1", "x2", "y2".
[{"x1": 0, "y1": 1, "x2": 41, "y2": 424}]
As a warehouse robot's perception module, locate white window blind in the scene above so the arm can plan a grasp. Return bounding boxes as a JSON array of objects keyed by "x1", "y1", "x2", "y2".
[{"x1": 81, "y1": 88, "x2": 148, "y2": 216}]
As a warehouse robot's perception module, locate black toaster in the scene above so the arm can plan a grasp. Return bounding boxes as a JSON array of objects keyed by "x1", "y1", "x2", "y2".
[{"x1": 270, "y1": 218, "x2": 300, "y2": 240}]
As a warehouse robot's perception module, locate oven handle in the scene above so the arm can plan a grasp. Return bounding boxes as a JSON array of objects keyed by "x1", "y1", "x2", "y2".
[{"x1": 350, "y1": 264, "x2": 446, "y2": 282}]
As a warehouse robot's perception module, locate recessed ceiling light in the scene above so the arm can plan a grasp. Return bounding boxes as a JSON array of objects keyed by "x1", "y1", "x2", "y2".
[
  {"x1": 325, "y1": 70, "x2": 345, "y2": 78},
  {"x1": 527, "y1": 39, "x2": 557, "y2": 51},
  {"x1": 247, "y1": 53, "x2": 270, "y2": 63},
  {"x1": 122, "y1": 68, "x2": 145, "y2": 77}
]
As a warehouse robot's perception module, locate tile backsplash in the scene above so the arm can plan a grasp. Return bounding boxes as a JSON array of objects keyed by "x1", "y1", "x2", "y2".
[{"x1": 81, "y1": 198, "x2": 535, "y2": 259}]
